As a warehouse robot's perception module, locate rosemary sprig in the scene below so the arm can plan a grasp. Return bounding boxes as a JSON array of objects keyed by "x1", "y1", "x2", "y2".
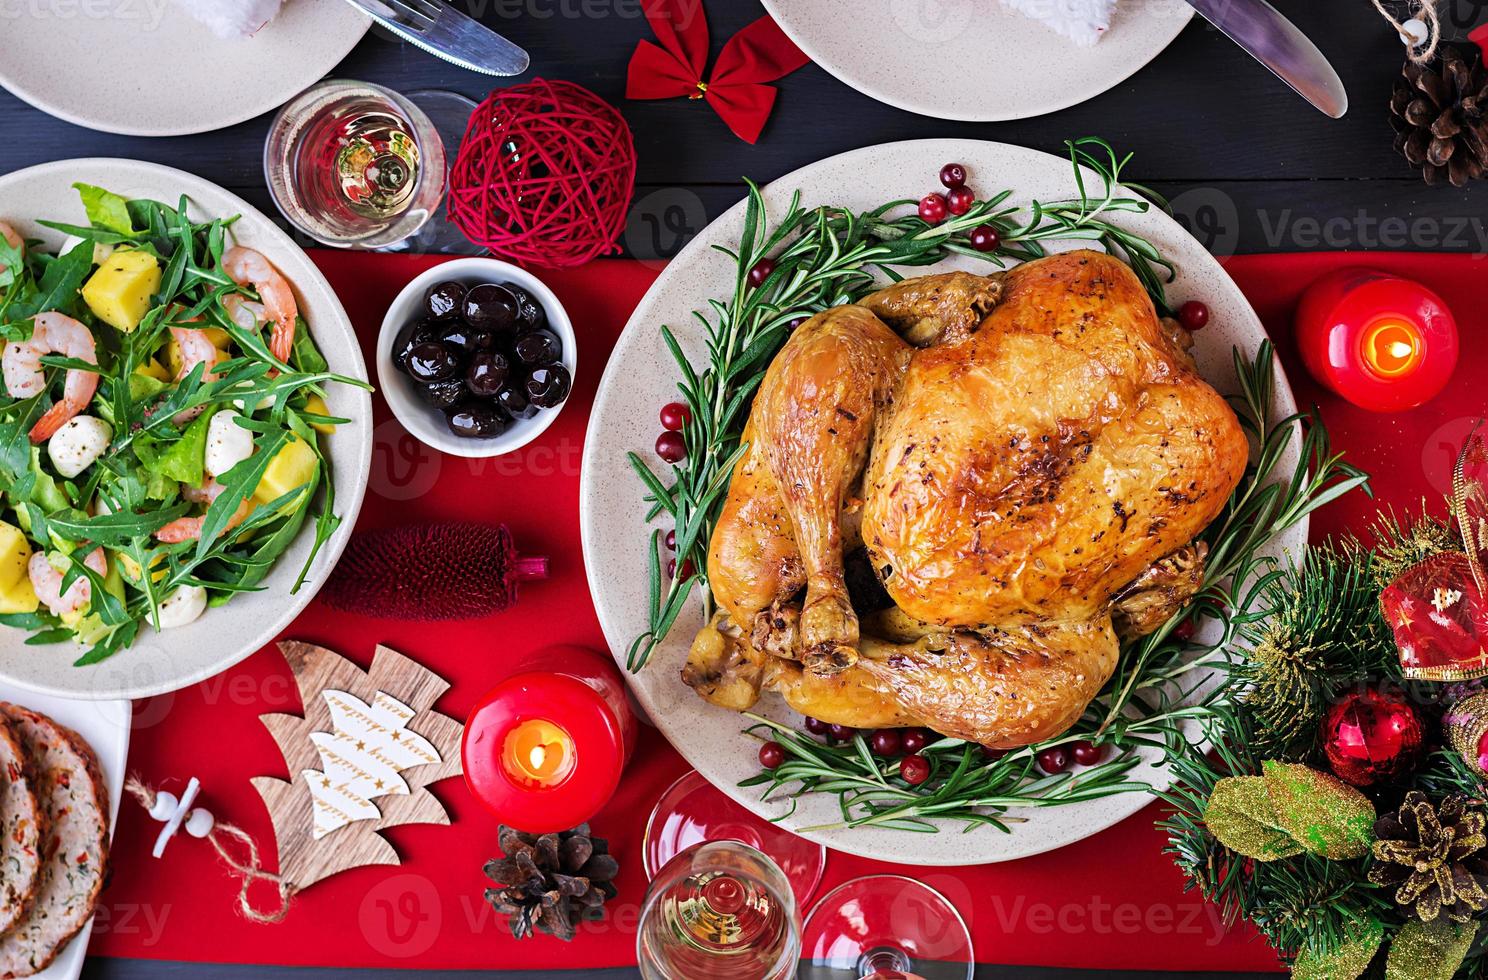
[{"x1": 627, "y1": 137, "x2": 1174, "y2": 671}]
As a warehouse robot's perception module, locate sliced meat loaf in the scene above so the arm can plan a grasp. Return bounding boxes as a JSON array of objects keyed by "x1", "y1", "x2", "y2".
[
  {"x1": 0, "y1": 704, "x2": 108, "y2": 979},
  {"x1": 0, "y1": 716, "x2": 41, "y2": 936}
]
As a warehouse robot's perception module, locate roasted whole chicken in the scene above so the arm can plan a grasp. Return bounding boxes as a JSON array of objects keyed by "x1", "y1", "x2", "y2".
[{"x1": 682, "y1": 250, "x2": 1249, "y2": 747}]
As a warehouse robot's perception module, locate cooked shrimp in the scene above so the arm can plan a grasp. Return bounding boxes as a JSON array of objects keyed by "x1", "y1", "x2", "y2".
[
  {"x1": 169, "y1": 327, "x2": 226, "y2": 383},
  {"x1": 0, "y1": 220, "x2": 21, "y2": 276},
  {"x1": 29, "y1": 547, "x2": 106, "y2": 618},
  {"x1": 155, "y1": 478, "x2": 251, "y2": 543},
  {"x1": 222, "y1": 246, "x2": 297, "y2": 363},
  {"x1": 3, "y1": 312, "x2": 100, "y2": 443}
]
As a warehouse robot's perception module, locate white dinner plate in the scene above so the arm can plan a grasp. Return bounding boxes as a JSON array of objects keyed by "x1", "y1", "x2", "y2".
[
  {"x1": 0, "y1": 683, "x2": 129, "y2": 980},
  {"x1": 0, "y1": 158, "x2": 373, "y2": 700},
  {"x1": 0, "y1": 1, "x2": 369, "y2": 137},
  {"x1": 762, "y1": 0, "x2": 1193, "y2": 121},
  {"x1": 580, "y1": 138, "x2": 1303, "y2": 865}
]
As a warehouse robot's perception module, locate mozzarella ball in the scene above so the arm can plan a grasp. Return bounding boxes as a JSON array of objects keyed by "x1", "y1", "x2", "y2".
[
  {"x1": 205, "y1": 410, "x2": 254, "y2": 478},
  {"x1": 155, "y1": 585, "x2": 207, "y2": 629},
  {"x1": 59, "y1": 233, "x2": 114, "y2": 265},
  {"x1": 47, "y1": 415, "x2": 112, "y2": 479}
]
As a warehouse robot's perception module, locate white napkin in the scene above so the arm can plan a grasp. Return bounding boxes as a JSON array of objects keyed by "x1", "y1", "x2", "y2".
[
  {"x1": 172, "y1": 0, "x2": 285, "y2": 39},
  {"x1": 999, "y1": 0, "x2": 1118, "y2": 46}
]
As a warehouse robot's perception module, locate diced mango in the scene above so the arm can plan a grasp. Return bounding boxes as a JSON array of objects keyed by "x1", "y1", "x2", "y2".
[
  {"x1": 115, "y1": 550, "x2": 166, "y2": 585},
  {"x1": 163, "y1": 327, "x2": 230, "y2": 378},
  {"x1": 0, "y1": 520, "x2": 32, "y2": 592},
  {"x1": 0, "y1": 577, "x2": 37, "y2": 615},
  {"x1": 302, "y1": 394, "x2": 338, "y2": 435},
  {"x1": 134, "y1": 357, "x2": 171, "y2": 383},
  {"x1": 253, "y1": 435, "x2": 319, "y2": 507},
  {"x1": 81, "y1": 249, "x2": 161, "y2": 331}
]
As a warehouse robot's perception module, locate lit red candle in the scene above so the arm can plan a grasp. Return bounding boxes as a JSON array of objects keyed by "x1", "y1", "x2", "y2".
[
  {"x1": 463, "y1": 645, "x2": 637, "y2": 833},
  {"x1": 1295, "y1": 267, "x2": 1458, "y2": 412}
]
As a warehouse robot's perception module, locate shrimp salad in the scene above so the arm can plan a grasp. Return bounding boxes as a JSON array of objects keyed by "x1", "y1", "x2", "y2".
[{"x1": 0, "y1": 184, "x2": 364, "y2": 665}]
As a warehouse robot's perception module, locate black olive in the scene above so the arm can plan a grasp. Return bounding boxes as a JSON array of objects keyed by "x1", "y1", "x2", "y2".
[
  {"x1": 406, "y1": 341, "x2": 462, "y2": 383},
  {"x1": 495, "y1": 383, "x2": 539, "y2": 420},
  {"x1": 462, "y1": 283, "x2": 518, "y2": 333},
  {"x1": 503, "y1": 282, "x2": 548, "y2": 332},
  {"x1": 441, "y1": 322, "x2": 496, "y2": 352},
  {"x1": 466, "y1": 351, "x2": 510, "y2": 398},
  {"x1": 415, "y1": 377, "x2": 465, "y2": 410},
  {"x1": 445, "y1": 402, "x2": 509, "y2": 438},
  {"x1": 525, "y1": 364, "x2": 572, "y2": 409},
  {"x1": 392, "y1": 318, "x2": 437, "y2": 373},
  {"x1": 514, "y1": 329, "x2": 562, "y2": 366},
  {"x1": 424, "y1": 281, "x2": 467, "y2": 320}
]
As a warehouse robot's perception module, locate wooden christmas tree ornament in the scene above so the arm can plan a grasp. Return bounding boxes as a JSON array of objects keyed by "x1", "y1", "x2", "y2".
[{"x1": 252, "y1": 641, "x2": 465, "y2": 897}]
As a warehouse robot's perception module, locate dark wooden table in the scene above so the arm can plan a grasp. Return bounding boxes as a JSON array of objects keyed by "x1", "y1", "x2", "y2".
[{"x1": 6, "y1": 0, "x2": 1485, "y2": 976}]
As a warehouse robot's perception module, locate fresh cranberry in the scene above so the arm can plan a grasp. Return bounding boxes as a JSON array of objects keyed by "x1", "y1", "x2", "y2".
[
  {"x1": 659, "y1": 402, "x2": 691, "y2": 431},
  {"x1": 968, "y1": 225, "x2": 1001, "y2": 252},
  {"x1": 946, "y1": 186, "x2": 975, "y2": 216},
  {"x1": 939, "y1": 163, "x2": 967, "y2": 189},
  {"x1": 759, "y1": 742, "x2": 785, "y2": 769},
  {"x1": 1072, "y1": 740, "x2": 1106, "y2": 766},
  {"x1": 828, "y1": 724, "x2": 857, "y2": 742},
  {"x1": 1174, "y1": 618, "x2": 1197, "y2": 641},
  {"x1": 656, "y1": 431, "x2": 686, "y2": 463},
  {"x1": 900, "y1": 729, "x2": 929, "y2": 754},
  {"x1": 918, "y1": 194, "x2": 948, "y2": 225},
  {"x1": 666, "y1": 558, "x2": 694, "y2": 580},
  {"x1": 1037, "y1": 746, "x2": 1072, "y2": 774},
  {"x1": 870, "y1": 730, "x2": 903, "y2": 756},
  {"x1": 804, "y1": 717, "x2": 831, "y2": 736},
  {"x1": 787, "y1": 316, "x2": 808, "y2": 331},
  {"x1": 900, "y1": 754, "x2": 931, "y2": 785},
  {"x1": 981, "y1": 745, "x2": 1009, "y2": 760},
  {"x1": 1178, "y1": 300, "x2": 1210, "y2": 331},
  {"x1": 664, "y1": 529, "x2": 677, "y2": 550},
  {"x1": 748, "y1": 258, "x2": 776, "y2": 288}
]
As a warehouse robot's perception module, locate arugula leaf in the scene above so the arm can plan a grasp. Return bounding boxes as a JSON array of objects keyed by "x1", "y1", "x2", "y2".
[
  {"x1": 290, "y1": 319, "x2": 327, "y2": 374},
  {"x1": 0, "y1": 233, "x2": 24, "y2": 290},
  {"x1": 7, "y1": 240, "x2": 94, "y2": 320},
  {"x1": 73, "y1": 183, "x2": 138, "y2": 237},
  {"x1": 0, "y1": 397, "x2": 46, "y2": 487},
  {"x1": 44, "y1": 502, "x2": 189, "y2": 548},
  {"x1": 194, "y1": 426, "x2": 289, "y2": 562}
]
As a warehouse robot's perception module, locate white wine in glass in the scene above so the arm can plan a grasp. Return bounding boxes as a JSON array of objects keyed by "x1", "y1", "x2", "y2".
[{"x1": 637, "y1": 840, "x2": 802, "y2": 980}]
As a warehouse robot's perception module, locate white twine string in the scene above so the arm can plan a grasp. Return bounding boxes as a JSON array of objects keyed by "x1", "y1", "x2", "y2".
[{"x1": 1372, "y1": 0, "x2": 1442, "y2": 63}]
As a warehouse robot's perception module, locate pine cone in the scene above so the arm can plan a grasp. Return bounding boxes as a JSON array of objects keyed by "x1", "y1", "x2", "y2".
[
  {"x1": 1369, "y1": 792, "x2": 1488, "y2": 923},
  {"x1": 1390, "y1": 45, "x2": 1488, "y2": 187},
  {"x1": 483, "y1": 824, "x2": 620, "y2": 941}
]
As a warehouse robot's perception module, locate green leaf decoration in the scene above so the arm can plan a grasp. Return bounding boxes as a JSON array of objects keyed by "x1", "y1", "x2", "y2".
[
  {"x1": 73, "y1": 182, "x2": 138, "y2": 237},
  {"x1": 1263, "y1": 761, "x2": 1375, "y2": 860},
  {"x1": 1291, "y1": 919, "x2": 1384, "y2": 980},
  {"x1": 1204, "y1": 776, "x2": 1304, "y2": 861},
  {"x1": 1385, "y1": 919, "x2": 1477, "y2": 980}
]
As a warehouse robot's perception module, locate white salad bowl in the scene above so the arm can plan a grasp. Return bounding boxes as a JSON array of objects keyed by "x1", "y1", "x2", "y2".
[
  {"x1": 0, "y1": 159, "x2": 373, "y2": 701},
  {"x1": 377, "y1": 258, "x2": 577, "y2": 459}
]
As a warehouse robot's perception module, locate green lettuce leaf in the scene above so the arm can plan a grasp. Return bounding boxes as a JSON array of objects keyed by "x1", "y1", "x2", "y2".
[
  {"x1": 73, "y1": 183, "x2": 137, "y2": 236},
  {"x1": 136, "y1": 410, "x2": 213, "y2": 487}
]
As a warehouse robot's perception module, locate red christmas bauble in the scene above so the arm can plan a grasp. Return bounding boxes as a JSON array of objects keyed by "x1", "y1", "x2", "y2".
[{"x1": 1320, "y1": 688, "x2": 1424, "y2": 786}]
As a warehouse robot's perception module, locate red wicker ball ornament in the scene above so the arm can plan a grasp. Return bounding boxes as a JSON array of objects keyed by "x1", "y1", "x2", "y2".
[{"x1": 448, "y1": 78, "x2": 637, "y2": 268}]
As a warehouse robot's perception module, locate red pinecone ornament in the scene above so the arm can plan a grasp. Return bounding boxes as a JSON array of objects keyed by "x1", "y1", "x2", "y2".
[{"x1": 322, "y1": 523, "x2": 548, "y2": 620}]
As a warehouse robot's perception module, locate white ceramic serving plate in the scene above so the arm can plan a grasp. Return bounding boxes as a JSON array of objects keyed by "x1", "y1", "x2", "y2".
[
  {"x1": 377, "y1": 258, "x2": 577, "y2": 459},
  {"x1": 0, "y1": 158, "x2": 373, "y2": 701},
  {"x1": 0, "y1": 682, "x2": 129, "y2": 980},
  {"x1": 580, "y1": 139, "x2": 1303, "y2": 865},
  {"x1": 0, "y1": 0, "x2": 368, "y2": 137},
  {"x1": 762, "y1": 0, "x2": 1193, "y2": 121}
]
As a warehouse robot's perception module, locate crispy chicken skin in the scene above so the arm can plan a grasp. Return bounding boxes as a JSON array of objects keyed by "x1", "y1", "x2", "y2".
[{"x1": 686, "y1": 250, "x2": 1249, "y2": 746}]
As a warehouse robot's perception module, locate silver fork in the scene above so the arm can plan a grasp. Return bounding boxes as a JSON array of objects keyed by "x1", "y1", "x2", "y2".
[{"x1": 344, "y1": 0, "x2": 530, "y2": 76}]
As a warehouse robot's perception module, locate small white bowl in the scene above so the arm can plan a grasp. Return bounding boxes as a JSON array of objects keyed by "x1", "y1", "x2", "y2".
[{"x1": 378, "y1": 258, "x2": 577, "y2": 458}]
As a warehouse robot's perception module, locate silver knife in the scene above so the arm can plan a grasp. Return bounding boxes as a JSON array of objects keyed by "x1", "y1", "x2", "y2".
[
  {"x1": 1185, "y1": 0, "x2": 1347, "y2": 118},
  {"x1": 342, "y1": 0, "x2": 530, "y2": 77}
]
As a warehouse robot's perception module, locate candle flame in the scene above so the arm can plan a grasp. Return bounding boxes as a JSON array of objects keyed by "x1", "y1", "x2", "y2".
[
  {"x1": 530, "y1": 744, "x2": 547, "y2": 770},
  {"x1": 1388, "y1": 341, "x2": 1413, "y2": 359}
]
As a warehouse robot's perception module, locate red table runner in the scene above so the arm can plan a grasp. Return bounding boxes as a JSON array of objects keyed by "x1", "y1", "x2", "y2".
[{"x1": 87, "y1": 251, "x2": 1488, "y2": 973}]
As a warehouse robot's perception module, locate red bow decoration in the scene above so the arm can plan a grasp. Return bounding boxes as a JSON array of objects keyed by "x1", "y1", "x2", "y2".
[
  {"x1": 626, "y1": 0, "x2": 809, "y2": 144},
  {"x1": 1381, "y1": 422, "x2": 1488, "y2": 680}
]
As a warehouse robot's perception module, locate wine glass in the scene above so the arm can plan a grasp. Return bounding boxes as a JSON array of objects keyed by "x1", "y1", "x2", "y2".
[
  {"x1": 799, "y1": 876, "x2": 974, "y2": 980},
  {"x1": 264, "y1": 79, "x2": 448, "y2": 250},
  {"x1": 643, "y1": 769, "x2": 827, "y2": 910},
  {"x1": 637, "y1": 840, "x2": 802, "y2": 980}
]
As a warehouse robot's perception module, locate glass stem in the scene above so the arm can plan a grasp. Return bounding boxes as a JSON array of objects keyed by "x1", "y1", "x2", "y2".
[{"x1": 860, "y1": 946, "x2": 912, "y2": 977}]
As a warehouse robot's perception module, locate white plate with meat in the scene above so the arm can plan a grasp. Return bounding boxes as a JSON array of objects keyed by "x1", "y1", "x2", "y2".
[
  {"x1": 579, "y1": 138, "x2": 1305, "y2": 865},
  {"x1": 761, "y1": 0, "x2": 1193, "y2": 121},
  {"x1": 0, "y1": 1, "x2": 369, "y2": 136},
  {"x1": 0, "y1": 685, "x2": 127, "y2": 980}
]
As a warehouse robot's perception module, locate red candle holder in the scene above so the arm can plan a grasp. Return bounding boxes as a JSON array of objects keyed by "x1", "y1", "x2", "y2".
[
  {"x1": 1295, "y1": 267, "x2": 1458, "y2": 413},
  {"x1": 463, "y1": 645, "x2": 637, "y2": 833}
]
